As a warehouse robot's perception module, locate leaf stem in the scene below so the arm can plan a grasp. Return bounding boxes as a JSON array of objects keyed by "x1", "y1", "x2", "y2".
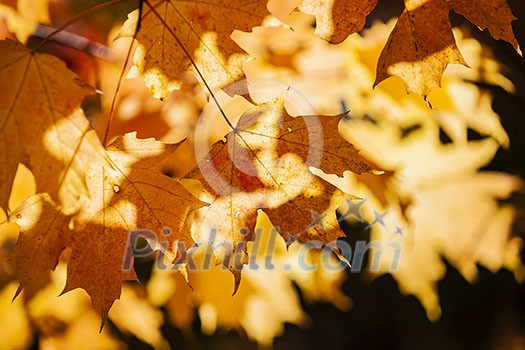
[{"x1": 142, "y1": 0, "x2": 236, "y2": 131}]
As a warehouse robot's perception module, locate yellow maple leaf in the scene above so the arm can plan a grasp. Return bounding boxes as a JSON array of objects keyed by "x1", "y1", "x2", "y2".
[
  {"x1": 341, "y1": 118, "x2": 524, "y2": 319},
  {"x1": 27, "y1": 263, "x2": 125, "y2": 349},
  {"x1": 338, "y1": 19, "x2": 524, "y2": 319},
  {"x1": 0, "y1": 0, "x2": 51, "y2": 42},
  {"x1": 231, "y1": 25, "x2": 352, "y2": 114},
  {"x1": 374, "y1": 0, "x2": 521, "y2": 98},
  {"x1": 0, "y1": 282, "x2": 33, "y2": 348},
  {"x1": 298, "y1": 0, "x2": 377, "y2": 43},
  {"x1": 109, "y1": 285, "x2": 169, "y2": 350},
  {"x1": 145, "y1": 210, "x2": 350, "y2": 346}
]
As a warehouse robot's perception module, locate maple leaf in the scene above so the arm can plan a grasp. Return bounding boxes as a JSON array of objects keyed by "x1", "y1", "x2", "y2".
[
  {"x1": 346, "y1": 122, "x2": 524, "y2": 318},
  {"x1": 374, "y1": 0, "x2": 521, "y2": 98},
  {"x1": 0, "y1": 283, "x2": 32, "y2": 348},
  {"x1": 0, "y1": 0, "x2": 51, "y2": 42},
  {"x1": 186, "y1": 96, "x2": 372, "y2": 284},
  {"x1": 19, "y1": 262, "x2": 125, "y2": 349},
  {"x1": 109, "y1": 285, "x2": 169, "y2": 349},
  {"x1": 297, "y1": 0, "x2": 378, "y2": 44},
  {"x1": 8, "y1": 193, "x2": 71, "y2": 298},
  {"x1": 0, "y1": 39, "x2": 106, "y2": 214},
  {"x1": 0, "y1": 1, "x2": 523, "y2": 345},
  {"x1": 147, "y1": 211, "x2": 350, "y2": 346},
  {"x1": 327, "y1": 19, "x2": 525, "y2": 318},
  {"x1": 63, "y1": 133, "x2": 206, "y2": 323},
  {"x1": 120, "y1": 0, "x2": 270, "y2": 99},
  {"x1": 232, "y1": 25, "x2": 356, "y2": 115}
]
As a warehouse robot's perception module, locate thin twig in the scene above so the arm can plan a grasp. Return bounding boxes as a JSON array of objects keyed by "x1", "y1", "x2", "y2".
[
  {"x1": 143, "y1": 0, "x2": 235, "y2": 131},
  {"x1": 30, "y1": 0, "x2": 129, "y2": 53},
  {"x1": 32, "y1": 24, "x2": 116, "y2": 61}
]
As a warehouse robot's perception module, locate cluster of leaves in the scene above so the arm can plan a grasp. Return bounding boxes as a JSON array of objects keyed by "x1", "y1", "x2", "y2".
[{"x1": 0, "y1": 0, "x2": 522, "y2": 337}]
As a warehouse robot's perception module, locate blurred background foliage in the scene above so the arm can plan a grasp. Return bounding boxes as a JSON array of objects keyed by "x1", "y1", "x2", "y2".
[{"x1": 1, "y1": 0, "x2": 525, "y2": 349}]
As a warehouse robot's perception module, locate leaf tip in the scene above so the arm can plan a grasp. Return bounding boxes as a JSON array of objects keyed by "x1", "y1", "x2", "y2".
[
  {"x1": 99, "y1": 314, "x2": 108, "y2": 333},
  {"x1": 12, "y1": 284, "x2": 23, "y2": 301},
  {"x1": 230, "y1": 268, "x2": 242, "y2": 296},
  {"x1": 177, "y1": 264, "x2": 193, "y2": 290},
  {"x1": 333, "y1": 247, "x2": 351, "y2": 268}
]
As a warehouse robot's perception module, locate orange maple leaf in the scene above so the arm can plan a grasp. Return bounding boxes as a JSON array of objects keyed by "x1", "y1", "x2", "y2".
[
  {"x1": 186, "y1": 96, "x2": 373, "y2": 289},
  {"x1": 9, "y1": 193, "x2": 71, "y2": 298},
  {"x1": 0, "y1": 39, "x2": 106, "y2": 214},
  {"x1": 62, "y1": 133, "x2": 206, "y2": 324},
  {"x1": 120, "y1": 0, "x2": 270, "y2": 98}
]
